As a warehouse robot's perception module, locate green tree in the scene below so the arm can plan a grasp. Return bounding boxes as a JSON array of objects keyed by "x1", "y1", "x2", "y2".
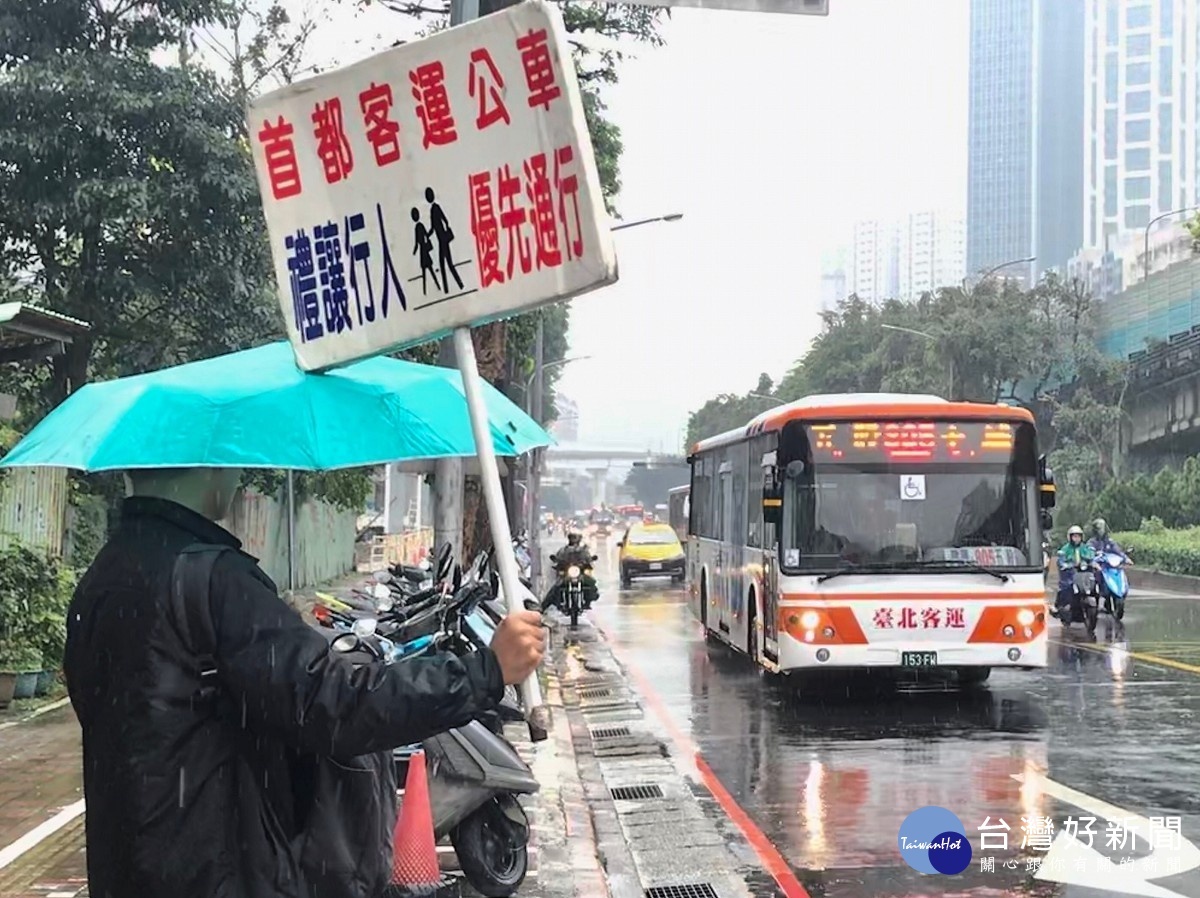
[{"x1": 0, "y1": 0, "x2": 281, "y2": 416}]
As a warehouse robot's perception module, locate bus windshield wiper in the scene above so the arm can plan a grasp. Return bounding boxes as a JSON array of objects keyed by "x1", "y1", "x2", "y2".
[
  {"x1": 892, "y1": 558, "x2": 1010, "y2": 582},
  {"x1": 816, "y1": 558, "x2": 1010, "y2": 583},
  {"x1": 815, "y1": 562, "x2": 895, "y2": 583}
]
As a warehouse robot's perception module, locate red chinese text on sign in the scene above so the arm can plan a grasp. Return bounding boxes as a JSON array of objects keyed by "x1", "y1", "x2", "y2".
[
  {"x1": 498, "y1": 163, "x2": 533, "y2": 280},
  {"x1": 258, "y1": 117, "x2": 302, "y2": 200},
  {"x1": 410, "y1": 61, "x2": 458, "y2": 149},
  {"x1": 555, "y1": 145, "x2": 584, "y2": 261},
  {"x1": 871, "y1": 606, "x2": 968, "y2": 629},
  {"x1": 517, "y1": 28, "x2": 562, "y2": 111},
  {"x1": 359, "y1": 82, "x2": 402, "y2": 167},
  {"x1": 945, "y1": 607, "x2": 966, "y2": 628},
  {"x1": 897, "y1": 607, "x2": 918, "y2": 629},
  {"x1": 469, "y1": 48, "x2": 510, "y2": 130},
  {"x1": 469, "y1": 171, "x2": 504, "y2": 288},
  {"x1": 524, "y1": 153, "x2": 562, "y2": 269},
  {"x1": 312, "y1": 99, "x2": 354, "y2": 184}
]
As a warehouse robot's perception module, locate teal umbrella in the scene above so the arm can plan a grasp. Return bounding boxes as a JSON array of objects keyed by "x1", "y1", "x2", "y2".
[{"x1": 0, "y1": 342, "x2": 552, "y2": 472}]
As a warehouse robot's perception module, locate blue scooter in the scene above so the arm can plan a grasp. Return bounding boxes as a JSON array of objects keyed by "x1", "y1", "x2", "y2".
[{"x1": 1096, "y1": 551, "x2": 1130, "y2": 621}]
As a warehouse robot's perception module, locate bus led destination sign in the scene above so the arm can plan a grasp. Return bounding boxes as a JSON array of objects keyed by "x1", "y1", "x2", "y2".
[{"x1": 806, "y1": 421, "x2": 1016, "y2": 463}]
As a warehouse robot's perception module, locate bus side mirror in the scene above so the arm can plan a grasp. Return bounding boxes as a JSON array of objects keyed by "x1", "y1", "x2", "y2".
[{"x1": 1038, "y1": 455, "x2": 1056, "y2": 509}]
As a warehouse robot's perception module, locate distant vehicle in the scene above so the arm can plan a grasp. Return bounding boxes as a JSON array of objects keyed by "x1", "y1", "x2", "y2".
[
  {"x1": 684, "y1": 393, "x2": 1055, "y2": 684},
  {"x1": 668, "y1": 485, "x2": 689, "y2": 544},
  {"x1": 618, "y1": 522, "x2": 686, "y2": 588}
]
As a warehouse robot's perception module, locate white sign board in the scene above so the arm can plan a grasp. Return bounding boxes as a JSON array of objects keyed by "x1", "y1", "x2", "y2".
[
  {"x1": 900, "y1": 474, "x2": 926, "y2": 501},
  {"x1": 248, "y1": 1, "x2": 617, "y2": 372},
  {"x1": 611, "y1": 0, "x2": 826, "y2": 12}
]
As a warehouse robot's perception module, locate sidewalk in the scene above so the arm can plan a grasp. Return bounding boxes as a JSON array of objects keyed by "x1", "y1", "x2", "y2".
[{"x1": 0, "y1": 607, "x2": 784, "y2": 898}]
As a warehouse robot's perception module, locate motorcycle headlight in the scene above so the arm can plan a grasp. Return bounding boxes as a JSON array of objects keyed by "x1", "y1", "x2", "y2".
[{"x1": 567, "y1": 565, "x2": 581, "y2": 579}]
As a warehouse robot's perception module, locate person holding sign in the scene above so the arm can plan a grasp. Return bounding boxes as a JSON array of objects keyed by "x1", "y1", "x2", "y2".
[{"x1": 64, "y1": 467, "x2": 545, "y2": 898}]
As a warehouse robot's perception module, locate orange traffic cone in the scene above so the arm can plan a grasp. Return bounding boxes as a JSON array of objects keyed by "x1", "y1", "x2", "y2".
[{"x1": 385, "y1": 750, "x2": 460, "y2": 898}]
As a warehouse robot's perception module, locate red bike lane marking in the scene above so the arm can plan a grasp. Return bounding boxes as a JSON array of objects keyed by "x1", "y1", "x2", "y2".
[{"x1": 595, "y1": 620, "x2": 811, "y2": 898}]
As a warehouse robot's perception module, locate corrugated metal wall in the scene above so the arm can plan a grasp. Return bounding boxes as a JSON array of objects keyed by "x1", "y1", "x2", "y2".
[
  {"x1": 219, "y1": 490, "x2": 357, "y2": 590},
  {"x1": 0, "y1": 468, "x2": 69, "y2": 555}
]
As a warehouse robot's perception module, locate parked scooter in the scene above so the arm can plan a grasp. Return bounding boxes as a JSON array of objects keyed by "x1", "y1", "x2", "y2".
[
  {"x1": 330, "y1": 575, "x2": 539, "y2": 897},
  {"x1": 1096, "y1": 551, "x2": 1130, "y2": 621}
]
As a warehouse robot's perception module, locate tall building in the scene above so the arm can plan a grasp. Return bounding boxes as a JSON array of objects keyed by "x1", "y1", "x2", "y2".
[
  {"x1": 829, "y1": 212, "x2": 964, "y2": 304},
  {"x1": 819, "y1": 247, "x2": 848, "y2": 313},
  {"x1": 897, "y1": 211, "x2": 966, "y2": 299},
  {"x1": 851, "y1": 219, "x2": 900, "y2": 302},
  {"x1": 1083, "y1": 0, "x2": 1199, "y2": 252},
  {"x1": 550, "y1": 393, "x2": 579, "y2": 442},
  {"x1": 967, "y1": 0, "x2": 1086, "y2": 283}
]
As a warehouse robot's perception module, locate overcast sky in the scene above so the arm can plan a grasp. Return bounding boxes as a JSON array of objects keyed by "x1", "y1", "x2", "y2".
[{"x1": 243, "y1": 0, "x2": 968, "y2": 451}]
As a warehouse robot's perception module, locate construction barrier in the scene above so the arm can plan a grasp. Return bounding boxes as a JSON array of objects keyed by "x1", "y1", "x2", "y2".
[{"x1": 357, "y1": 528, "x2": 434, "y2": 572}]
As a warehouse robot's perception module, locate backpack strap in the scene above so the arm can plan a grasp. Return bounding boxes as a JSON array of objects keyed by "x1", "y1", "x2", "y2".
[{"x1": 169, "y1": 543, "x2": 235, "y2": 683}]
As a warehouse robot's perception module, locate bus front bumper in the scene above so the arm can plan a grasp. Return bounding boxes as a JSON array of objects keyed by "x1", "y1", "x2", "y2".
[{"x1": 776, "y1": 634, "x2": 1048, "y2": 671}]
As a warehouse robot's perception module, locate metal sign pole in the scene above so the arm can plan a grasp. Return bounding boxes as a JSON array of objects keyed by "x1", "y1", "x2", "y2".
[{"x1": 452, "y1": 326, "x2": 548, "y2": 737}]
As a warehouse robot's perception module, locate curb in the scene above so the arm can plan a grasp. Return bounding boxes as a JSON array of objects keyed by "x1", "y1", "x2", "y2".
[
  {"x1": 546, "y1": 614, "x2": 772, "y2": 898},
  {"x1": 1129, "y1": 567, "x2": 1200, "y2": 595},
  {"x1": 0, "y1": 696, "x2": 72, "y2": 733}
]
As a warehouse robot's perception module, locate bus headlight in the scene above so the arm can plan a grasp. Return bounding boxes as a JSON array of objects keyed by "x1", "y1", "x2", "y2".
[
  {"x1": 799, "y1": 611, "x2": 821, "y2": 630},
  {"x1": 1016, "y1": 609, "x2": 1036, "y2": 626},
  {"x1": 1003, "y1": 625, "x2": 1016, "y2": 637}
]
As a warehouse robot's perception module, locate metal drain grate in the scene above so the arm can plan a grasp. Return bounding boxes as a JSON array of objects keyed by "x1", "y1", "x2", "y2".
[
  {"x1": 578, "y1": 687, "x2": 612, "y2": 699},
  {"x1": 590, "y1": 725, "x2": 632, "y2": 739},
  {"x1": 610, "y1": 783, "x2": 664, "y2": 801},
  {"x1": 645, "y1": 885, "x2": 718, "y2": 898}
]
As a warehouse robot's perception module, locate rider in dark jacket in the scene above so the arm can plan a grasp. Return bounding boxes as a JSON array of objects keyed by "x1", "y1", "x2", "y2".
[
  {"x1": 65, "y1": 469, "x2": 544, "y2": 898},
  {"x1": 1088, "y1": 518, "x2": 1129, "y2": 560},
  {"x1": 544, "y1": 531, "x2": 599, "y2": 609}
]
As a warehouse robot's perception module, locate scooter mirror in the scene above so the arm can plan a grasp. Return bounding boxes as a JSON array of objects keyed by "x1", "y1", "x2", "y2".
[
  {"x1": 372, "y1": 582, "x2": 391, "y2": 600},
  {"x1": 352, "y1": 617, "x2": 378, "y2": 638},
  {"x1": 331, "y1": 633, "x2": 359, "y2": 653}
]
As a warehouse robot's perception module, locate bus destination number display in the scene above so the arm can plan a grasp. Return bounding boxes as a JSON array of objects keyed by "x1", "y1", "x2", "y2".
[{"x1": 807, "y1": 421, "x2": 1016, "y2": 462}]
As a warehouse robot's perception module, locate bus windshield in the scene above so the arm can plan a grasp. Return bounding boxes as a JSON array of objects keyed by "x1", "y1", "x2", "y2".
[{"x1": 780, "y1": 421, "x2": 1039, "y2": 573}]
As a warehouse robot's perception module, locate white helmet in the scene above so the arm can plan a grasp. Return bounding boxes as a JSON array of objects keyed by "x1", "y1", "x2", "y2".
[{"x1": 1068, "y1": 525, "x2": 1084, "y2": 537}]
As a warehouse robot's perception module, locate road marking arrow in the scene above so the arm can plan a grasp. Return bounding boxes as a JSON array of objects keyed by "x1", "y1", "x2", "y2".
[{"x1": 1012, "y1": 772, "x2": 1200, "y2": 898}]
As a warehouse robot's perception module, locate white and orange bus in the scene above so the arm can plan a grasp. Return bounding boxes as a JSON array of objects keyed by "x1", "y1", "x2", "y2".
[{"x1": 684, "y1": 393, "x2": 1056, "y2": 682}]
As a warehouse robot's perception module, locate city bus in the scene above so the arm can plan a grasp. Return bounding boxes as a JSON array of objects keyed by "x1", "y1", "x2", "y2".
[
  {"x1": 668, "y1": 485, "x2": 689, "y2": 543},
  {"x1": 684, "y1": 393, "x2": 1056, "y2": 682}
]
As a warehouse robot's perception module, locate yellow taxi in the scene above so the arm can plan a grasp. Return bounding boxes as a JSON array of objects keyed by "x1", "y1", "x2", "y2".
[{"x1": 617, "y1": 522, "x2": 686, "y2": 588}]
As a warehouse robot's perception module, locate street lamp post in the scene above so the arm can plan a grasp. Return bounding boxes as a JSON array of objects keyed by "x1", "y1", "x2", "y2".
[
  {"x1": 611, "y1": 213, "x2": 684, "y2": 232},
  {"x1": 1143, "y1": 206, "x2": 1200, "y2": 310},
  {"x1": 524, "y1": 212, "x2": 684, "y2": 593},
  {"x1": 748, "y1": 392, "x2": 788, "y2": 408},
  {"x1": 880, "y1": 322, "x2": 954, "y2": 398}
]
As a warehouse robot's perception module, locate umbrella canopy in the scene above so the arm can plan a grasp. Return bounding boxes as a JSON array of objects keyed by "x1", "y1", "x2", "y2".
[{"x1": 0, "y1": 342, "x2": 552, "y2": 472}]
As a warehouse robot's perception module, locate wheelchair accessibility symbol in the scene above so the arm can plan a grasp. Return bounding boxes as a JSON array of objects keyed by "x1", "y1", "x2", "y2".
[{"x1": 901, "y1": 475, "x2": 926, "y2": 501}]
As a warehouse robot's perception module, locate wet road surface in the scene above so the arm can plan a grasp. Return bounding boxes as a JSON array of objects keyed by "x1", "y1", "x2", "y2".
[{"x1": 583, "y1": 537, "x2": 1200, "y2": 898}]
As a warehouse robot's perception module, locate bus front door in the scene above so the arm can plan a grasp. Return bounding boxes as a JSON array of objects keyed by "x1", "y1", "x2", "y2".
[{"x1": 718, "y1": 469, "x2": 733, "y2": 636}]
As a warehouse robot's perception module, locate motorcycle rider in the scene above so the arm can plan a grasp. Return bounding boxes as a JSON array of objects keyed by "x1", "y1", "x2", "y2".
[
  {"x1": 544, "y1": 531, "x2": 599, "y2": 610},
  {"x1": 1088, "y1": 518, "x2": 1130, "y2": 561},
  {"x1": 1054, "y1": 525, "x2": 1097, "y2": 620}
]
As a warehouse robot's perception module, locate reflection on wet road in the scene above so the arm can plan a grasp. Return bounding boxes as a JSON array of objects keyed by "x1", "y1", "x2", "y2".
[{"x1": 584, "y1": 539, "x2": 1200, "y2": 898}]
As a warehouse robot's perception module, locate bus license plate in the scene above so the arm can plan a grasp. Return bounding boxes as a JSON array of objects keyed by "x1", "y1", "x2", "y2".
[
  {"x1": 901, "y1": 651, "x2": 938, "y2": 667},
  {"x1": 649, "y1": 562, "x2": 662, "y2": 571}
]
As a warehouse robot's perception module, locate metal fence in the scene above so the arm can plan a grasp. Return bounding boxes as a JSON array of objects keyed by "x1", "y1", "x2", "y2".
[{"x1": 0, "y1": 467, "x2": 69, "y2": 555}]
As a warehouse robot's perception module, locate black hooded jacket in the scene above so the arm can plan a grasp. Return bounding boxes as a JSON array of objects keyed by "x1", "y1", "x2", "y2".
[{"x1": 65, "y1": 497, "x2": 505, "y2": 898}]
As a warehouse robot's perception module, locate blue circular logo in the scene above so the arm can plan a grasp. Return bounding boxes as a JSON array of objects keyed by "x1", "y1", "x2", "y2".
[{"x1": 897, "y1": 806, "x2": 972, "y2": 875}]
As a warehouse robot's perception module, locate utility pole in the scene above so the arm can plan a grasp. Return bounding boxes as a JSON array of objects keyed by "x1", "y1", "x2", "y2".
[
  {"x1": 527, "y1": 314, "x2": 545, "y2": 594},
  {"x1": 430, "y1": 0, "x2": 522, "y2": 564}
]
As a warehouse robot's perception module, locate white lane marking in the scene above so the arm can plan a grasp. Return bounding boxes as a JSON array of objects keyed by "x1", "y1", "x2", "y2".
[
  {"x1": 0, "y1": 799, "x2": 86, "y2": 870},
  {"x1": 1013, "y1": 772, "x2": 1200, "y2": 897}
]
